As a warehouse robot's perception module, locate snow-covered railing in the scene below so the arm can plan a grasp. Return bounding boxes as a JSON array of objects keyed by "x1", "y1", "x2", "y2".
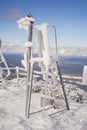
[{"x1": 0, "y1": 40, "x2": 10, "y2": 88}]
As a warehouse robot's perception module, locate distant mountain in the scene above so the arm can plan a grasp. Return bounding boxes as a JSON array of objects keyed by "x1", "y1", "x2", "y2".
[
  {"x1": 3, "y1": 54, "x2": 87, "y2": 76},
  {"x1": 59, "y1": 56, "x2": 87, "y2": 75},
  {"x1": 1, "y1": 45, "x2": 87, "y2": 75},
  {"x1": 4, "y1": 53, "x2": 23, "y2": 67}
]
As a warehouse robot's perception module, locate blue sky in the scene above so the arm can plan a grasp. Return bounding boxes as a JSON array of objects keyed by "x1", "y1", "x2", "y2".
[{"x1": 0, "y1": 0, "x2": 87, "y2": 46}]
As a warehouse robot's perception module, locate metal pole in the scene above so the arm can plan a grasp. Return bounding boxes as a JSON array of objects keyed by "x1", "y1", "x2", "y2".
[
  {"x1": 56, "y1": 61, "x2": 69, "y2": 110},
  {"x1": 52, "y1": 26, "x2": 69, "y2": 110},
  {"x1": 25, "y1": 14, "x2": 35, "y2": 117}
]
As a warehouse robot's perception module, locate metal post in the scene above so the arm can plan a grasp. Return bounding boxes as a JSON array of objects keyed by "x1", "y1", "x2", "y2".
[
  {"x1": 52, "y1": 26, "x2": 69, "y2": 110},
  {"x1": 25, "y1": 14, "x2": 35, "y2": 117},
  {"x1": 16, "y1": 66, "x2": 19, "y2": 87},
  {"x1": 56, "y1": 61, "x2": 69, "y2": 110}
]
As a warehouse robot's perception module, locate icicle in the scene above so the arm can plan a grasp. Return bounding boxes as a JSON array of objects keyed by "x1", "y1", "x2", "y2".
[
  {"x1": 34, "y1": 23, "x2": 50, "y2": 67},
  {"x1": 34, "y1": 29, "x2": 44, "y2": 57}
]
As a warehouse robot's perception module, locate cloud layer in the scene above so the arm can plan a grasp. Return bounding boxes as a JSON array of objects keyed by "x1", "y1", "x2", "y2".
[{"x1": 0, "y1": 8, "x2": 21, "y2": 21}]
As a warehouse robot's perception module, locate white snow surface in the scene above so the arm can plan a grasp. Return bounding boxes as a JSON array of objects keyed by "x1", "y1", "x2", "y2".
[
  {"x1": 17, "y1": 16, "x2": 35, "y2": 31},
  {"x1": 0, "y1": 78, "x2": 87, "y2": 130}
]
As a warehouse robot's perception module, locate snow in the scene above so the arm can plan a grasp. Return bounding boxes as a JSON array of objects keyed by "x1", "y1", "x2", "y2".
[
  {"x1": 0, "y1": 44, "x2": 87, "y2": 129},
  {"x1": 34, "y1": 24, "x2": 50, "y2": 66},
  {"x1": 17, "y1": 16, "x2": 35, "y2": 31},
  {"x1": 0, "y1": 77, "x2": 87, "y2": 130}
]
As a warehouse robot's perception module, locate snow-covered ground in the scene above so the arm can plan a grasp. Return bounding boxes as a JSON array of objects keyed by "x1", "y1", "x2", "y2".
[
  {"x1": 0, "y1": 45, "x2": 87, "y2": 129},
  {"x1": 0, "y1": 77, "x2": 87, "y2": 130}
]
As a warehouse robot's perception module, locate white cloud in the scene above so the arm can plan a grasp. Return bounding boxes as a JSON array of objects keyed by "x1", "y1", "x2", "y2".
[
  {"x1": 0, "y1": 8, "x2": 21, "y2": 20},
  {"x1": 7, "y1": 8, "x2": 21, "y2": 20}
]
